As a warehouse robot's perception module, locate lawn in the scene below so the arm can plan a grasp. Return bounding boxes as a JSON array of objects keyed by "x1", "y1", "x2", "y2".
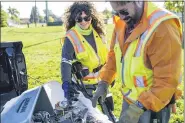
[{"x1": 1, "y1": 25, "x2": 184, "y2": 122}]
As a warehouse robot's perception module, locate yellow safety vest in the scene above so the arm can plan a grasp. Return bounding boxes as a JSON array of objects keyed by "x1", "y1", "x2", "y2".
[
  {"x1": 114, "y1": 2, "x2": 182, "y2": 103},
  {"x1": 65, "y1": 27, "x2": 108, "y2": 84}
]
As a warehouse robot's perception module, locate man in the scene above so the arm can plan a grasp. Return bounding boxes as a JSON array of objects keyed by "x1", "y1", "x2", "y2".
[{"x1": 91, "y1": 1, "x2": 183, "y2": 123}]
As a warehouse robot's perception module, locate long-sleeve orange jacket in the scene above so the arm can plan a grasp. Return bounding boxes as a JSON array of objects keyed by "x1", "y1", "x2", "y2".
[{"x1": 99, "y1": 2, "x2": 183, "y2": 111}]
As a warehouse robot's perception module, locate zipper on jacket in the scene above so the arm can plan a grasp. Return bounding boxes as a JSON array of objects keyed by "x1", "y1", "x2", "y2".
[
  {"x1": 94, "y1": 33, "x2": 101, "y2": 67},
  {"x1": 96, "y1": 53, "x2": 101, "y2": 67},
  {"x1": 121, "y1": 56, "x2": 125, "y2": 86}
]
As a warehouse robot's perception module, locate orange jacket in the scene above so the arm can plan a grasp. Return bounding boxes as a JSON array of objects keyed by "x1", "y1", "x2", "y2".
[{"x1": 99, "y1": 2, "x2": 182, "y2": 111}]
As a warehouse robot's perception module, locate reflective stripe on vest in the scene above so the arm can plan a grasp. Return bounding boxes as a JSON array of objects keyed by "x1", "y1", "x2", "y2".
[
  {"x1": 135, "y1": 9, "x2": 175, "y2": 57},
  {"x1": 134, "y1": 76, "x2": 147, "y2": 87},
  {"x1": 66, "y1": 29, "x2": 85, "y2": 53}
]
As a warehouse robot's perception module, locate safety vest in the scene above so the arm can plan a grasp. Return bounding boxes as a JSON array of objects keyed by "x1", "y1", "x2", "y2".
[
  {"x1": 114, "y1": 2, "x2": 182, "y2": 103},
  {"x1": 65, "y1": 27, "x2": 108, "y2": 84}
]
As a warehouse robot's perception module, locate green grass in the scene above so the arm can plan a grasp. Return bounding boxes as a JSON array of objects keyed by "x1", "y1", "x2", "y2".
[
  {"x1": 2, "y1": 26, "x2": 64, "y2": 88},
  {"x1": 1, "y1": 25, "x2": 184, "y2": 122}
]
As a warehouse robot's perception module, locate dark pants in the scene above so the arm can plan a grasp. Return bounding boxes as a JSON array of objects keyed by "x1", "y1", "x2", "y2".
[{"x1": 119, "y1": 100, "x2": 171, "y2": 123}]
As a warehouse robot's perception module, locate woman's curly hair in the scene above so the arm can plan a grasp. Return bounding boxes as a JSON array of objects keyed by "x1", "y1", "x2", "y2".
[{"x1": 63, "y1": 1, "x2": 105, "y2": 36}]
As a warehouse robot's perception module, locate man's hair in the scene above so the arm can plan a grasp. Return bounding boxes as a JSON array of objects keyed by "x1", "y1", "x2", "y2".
[{"x1": 110, "y1": 1, "x2": 133, "y2": 6}]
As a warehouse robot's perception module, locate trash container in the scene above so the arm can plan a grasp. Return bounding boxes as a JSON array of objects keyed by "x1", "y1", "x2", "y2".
[{"x1": 0, "y1": 41, "x2": 28, "y2": 111}]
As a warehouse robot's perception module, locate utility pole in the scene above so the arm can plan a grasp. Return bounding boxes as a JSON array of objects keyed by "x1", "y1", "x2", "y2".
[
  {"x1": 46, "y1": 0, "x2": 48, "y2": 24},
  {"x1": 183, "y1": 1, "x2": 184, "y2": 32},
  {"x1": 183, "y1": 0, "x2": 185, "y2": 49}
]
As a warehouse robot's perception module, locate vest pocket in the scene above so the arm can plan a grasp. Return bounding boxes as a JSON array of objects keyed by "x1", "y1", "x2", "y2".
[
  {"x1": 131, "y1": 56, "x2": 145, "y2": 75},
  {"x1": 131, "y1": 56, "x2": 153, "y2": 88},
  {"x1": 133, "y1": 76, "x2": 147, "y2": 87},
  {"x1": 77, "y1": 51, "x2": 88, "y2": 60}
]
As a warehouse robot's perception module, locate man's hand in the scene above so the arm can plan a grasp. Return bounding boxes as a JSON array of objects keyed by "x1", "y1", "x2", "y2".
[
  {"x1": 91, "y1": 81, "x2": 109, "y2": 107},
  {"x1": 119, "y1": 103, "x2": 144, "y2": 123}
]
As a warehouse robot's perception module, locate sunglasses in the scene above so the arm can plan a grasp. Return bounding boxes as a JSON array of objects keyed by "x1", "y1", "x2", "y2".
[
  {"x1": 114, "y1": 9, "x2": 129, "y2": 16},
  {"x1": 75, "y1": 16, "x2": 91, "y2": 23}
]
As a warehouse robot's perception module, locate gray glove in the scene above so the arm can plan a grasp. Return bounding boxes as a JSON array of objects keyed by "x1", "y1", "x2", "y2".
[
  {"x1": 91, "y1": 81, "x2": 109, "y2": 107},
  {"x1": 119, "y1": 103, "x2": 144, "y2": 123}
]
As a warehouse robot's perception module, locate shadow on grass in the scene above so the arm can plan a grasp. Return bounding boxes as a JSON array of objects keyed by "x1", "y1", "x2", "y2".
[{"x1": 24, "y1": 38, "x2": 61, "y2": 49}]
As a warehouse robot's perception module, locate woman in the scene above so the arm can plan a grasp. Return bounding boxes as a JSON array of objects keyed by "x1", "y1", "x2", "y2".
[
  {"x1": 61, "y1": 1, "x2": 107, "y2": 99},
  {"x1": 61, "y1": 2, "x2": 117, "y2": 122}
]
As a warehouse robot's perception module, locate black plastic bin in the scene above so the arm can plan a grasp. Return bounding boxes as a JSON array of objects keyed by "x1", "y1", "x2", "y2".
[{"x1": 0, "y1": 41, "x2": 28, "y2": 111}]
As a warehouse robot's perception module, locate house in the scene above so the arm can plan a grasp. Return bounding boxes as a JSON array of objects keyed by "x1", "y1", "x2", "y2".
[{"x1": 20, "y1": 18, "x2": 30, "y2": 24}]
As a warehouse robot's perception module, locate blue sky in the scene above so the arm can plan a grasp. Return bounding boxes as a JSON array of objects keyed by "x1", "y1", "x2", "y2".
[{"x1": 2, "y1": 2, "x2": 164, "y2": 18}]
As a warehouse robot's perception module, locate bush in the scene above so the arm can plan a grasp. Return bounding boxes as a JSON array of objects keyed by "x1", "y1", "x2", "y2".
[
  {"x1": 1, "y1": 10, "x2": 8, "y2": 27},
  {"x1": 47, "y1": 21, "x2": 63, "y2": 26}
]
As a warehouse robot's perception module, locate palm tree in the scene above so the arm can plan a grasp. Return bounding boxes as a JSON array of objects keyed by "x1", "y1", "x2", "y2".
[{"x1": 7, "y1": 6, "x2": 20, "y2": 19}]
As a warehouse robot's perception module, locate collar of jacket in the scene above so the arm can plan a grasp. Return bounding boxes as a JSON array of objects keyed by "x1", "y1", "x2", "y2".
[
  {"x1": 74, "y1": 24, "x2": 93, "y2": 35},
  {"x1": 113, "y1": 2, "x2": 150, "y2": 56},
  {"x1": 124, "y1": 1, "x2": 150, "y2": 43}
]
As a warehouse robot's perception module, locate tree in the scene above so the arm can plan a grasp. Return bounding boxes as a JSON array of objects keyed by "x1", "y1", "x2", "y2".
[
  {"x1": 165, "y1": 1, "x2": 184, "y2": 23},
  {"x1": 7, "y1": 6, "x2": 20, "y2": 23},
  {"x1": 39, "y1": 16, "x2": 44, "y2": 23},
  {"x1": 7, "y1": 6, "x2": 20, "y2": 18},
  {"x1": 48, "y1": 16, "x2": 54, "y2": 22},
  {"x1": 12, "y1": 15, "x2": 20, "y2": 23},
  {"x1": 30, "y1": 6, "x2": 40, "y2": 23},
  {"x1": 43, "y1": 9, "x2": 59, "y2": 22},
  {"x1": 102, "y1": 8, "x2": 112, "y2": 19},
  {"x1": 1, "y1": 8, "x2": 8, "y2": 27}
]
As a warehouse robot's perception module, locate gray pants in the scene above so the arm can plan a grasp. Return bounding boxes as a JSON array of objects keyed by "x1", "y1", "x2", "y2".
[{"x1": 119, "y1": 100, "x2": 171, "y2": 123}]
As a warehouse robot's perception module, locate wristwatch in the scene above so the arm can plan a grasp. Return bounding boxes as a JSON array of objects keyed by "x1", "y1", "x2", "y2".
[{"x1": 136, "y1": 100, "x2": 147, "y2": 111}]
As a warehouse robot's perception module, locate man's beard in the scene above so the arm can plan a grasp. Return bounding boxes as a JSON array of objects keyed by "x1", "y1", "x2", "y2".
[{"x1": 126, "y1": 18, "x2": 136, "y2": 29}]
